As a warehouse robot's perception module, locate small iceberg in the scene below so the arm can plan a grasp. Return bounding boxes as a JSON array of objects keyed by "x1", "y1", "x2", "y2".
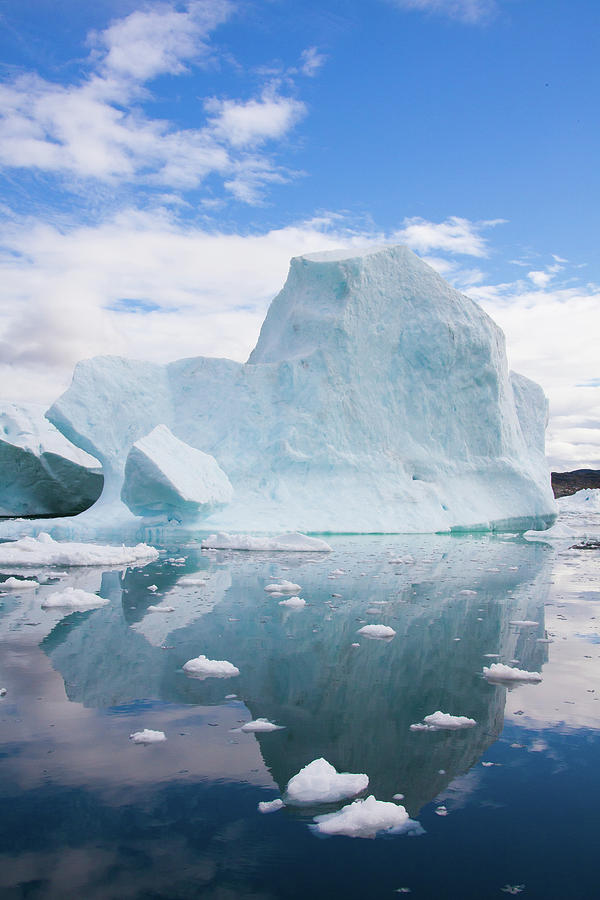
[
  {"x1": 357, "y1": 624, "x2": 396, "y2": 640},
  {"x1": 483, "y1": 663, "x2": 542, "y2": 683},
  {"x1": 41, "y1": 587, "x2": 109, "y2": 610},
  {"x1": 183, "y1": 655, "x2": 240, "y2": 679},
  {"x1": 130, "y1": 729, "x2": 166, "y2": 744},
  {"x1": 312, "y1": 795, "x2": 420, "y2": 839},
  {"x1": 0, "y1": 533, "x2": 158, "y2": 567},
  {"x1": 286, "y1": 757, "x2": 368, "y2": 805},
  {"x1": 201, "y1": 532, "x2": 332, "y2": 552},
  {"x1": 410, "y1": 711, "x2": 476, "y2": 732},
  {"x1": 264, "y1": 580, "x2": 301, "y2": 594},
  {"x1": 1, "y1": 577, "x2": 39, "y2": 590},
  {"x1": 258, "y1": 798, "x2": 285, "y2": 814},
  {"x1": 279, "y1": 596, "x2": 306, "y2": 609},
  {"x1": 241, "y1": 718, "x2": 284, "y2": 733}
]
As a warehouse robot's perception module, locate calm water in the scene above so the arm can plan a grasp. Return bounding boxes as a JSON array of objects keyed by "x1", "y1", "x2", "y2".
[{"x1": 0, "y1": 533, "x2": 598, "y2": 899}]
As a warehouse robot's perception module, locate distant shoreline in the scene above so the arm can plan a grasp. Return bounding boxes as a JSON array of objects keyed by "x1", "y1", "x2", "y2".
[{"x1": 552, "y1": 469, "x2": 600, "y2": 498}]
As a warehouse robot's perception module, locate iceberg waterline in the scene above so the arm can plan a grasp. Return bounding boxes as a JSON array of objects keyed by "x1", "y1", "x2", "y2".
[{"x1": 1, "y1": 244, "x2": 556, "y2": 537}]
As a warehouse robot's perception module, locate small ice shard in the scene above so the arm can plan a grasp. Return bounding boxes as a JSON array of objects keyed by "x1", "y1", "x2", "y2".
[
  {"x1": 147, "y1": 584, "x2": 158, "y2": 592},
  {"x1": 312, "y1": 795, "x2": 417, "y2": 838},
  {"x1": 330, "y1": 569, "x2": 345, "y2": 576},
  {"x1": 0, "y1": 688, "x2": 7, "y2": 697},
  {"x1": 241, "y1": 718, "x2": 284, "y2": 733},
  {"x1": 459, "y1": 589, "x2": 478, "y2": 595},
  {"x1": 435, "y1": 805, "x2": 448, "y2": 817},
  {"x1": 0, "y1": 533, "x2": 158, "y2": 567},
  {"x1": 357, "y1": 624, "x2": 396, "y2": 640},
  {"x1": 392, "y1": 793, "x2": 405, "y2": 801},
  {"x1": 121, "y1": 424, "x2": 233, "y2": 521},
  {"x1": 130, "y1": 728, "x2": 167, "y2": 744},
  {"x1": 509, "y1": 620, "x2": 539, "y2": 627},
  {"x1": 279, "y1": 596, "x2": 306, "y2": 609},
  {"x1": 351, "y1": 642, "x2": 360, "y2": 648},
  {"x1": 501, "y1": 887, "x2": 525, "y2": 896},
  {"x1": 331, "y1": 592, "x2": 342, "y2": 598},
  {"x1": 258, "y1": 798, "x2": 285, "y2": 814},
  {"x1": 410, "y1": 711, "x2": 476, "y2": 732},
  {"x1": 482, "y1": 761, "x2": 495, "y2": 767},
  {"x1": 1, "y1": 577, "x2": 39, "y2": 590},
  {"x1": 178, "y1": 577, "x2": 206, "y2": 586},
  {"x1": 286, "y1": 758, "x2": 368, "y2": 805},
  {"x1": 396, "y1": 890, "x2": 412, "y2": 895},
  {"x1": 264, "y1": 580, "x2": 301, "y2": 593},
  {"x1": 147, "y1": 605, "x2": 175, "y2": 613},
  {"x1": 483, "y1": 653, "x2": 500, "y2": 658},
  {"x1": 483, "y1": 663, "x2": 542, "y2": 683},
  {"x1": 41, "y1": 588, "x2": 109, "y2": 610},
  {"x1": 183, "y1": 655, "x2": 240, "y2": 679},
  {"x1": 202, "y1": 532, "x2": 332, "y2": 551},
  {"x1": 225, "y1": 694, "x2": 237, "y2": 699}
]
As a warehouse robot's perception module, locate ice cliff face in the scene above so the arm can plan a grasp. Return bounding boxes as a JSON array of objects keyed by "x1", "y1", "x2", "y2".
[
  {"x1": 0, "y1": 402, "x2": 102, "y2": 517},
  {"x1": 47, "y1": 245, "x2": 556, "y2": 533}
]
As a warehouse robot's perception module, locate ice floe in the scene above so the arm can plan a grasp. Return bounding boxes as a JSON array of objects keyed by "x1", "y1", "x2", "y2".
[
  {"x1": 357, "y1": 624, "x2": 396, "y2": 640},
  {"x1": 41, "y1": 587, "x2": 109, "y2": 610},
  {"x1": 258, "y1": 798, "x2": 285, "y2": 814},
  {"x1": 0, "y1": 533, "x2": 158, "y2": 567},
  {"x1": 483, "y1": 663, "x2": 542, "y2": 683},
  {"x1": 183, "y1": 655, "x2": 240, "y2": 679},
  {"x1": 0, "y1": 577, "x2": 39, "y2": 590},
  {"x1": 129, "y1": 729, "x2": 167, "y2": 744},
  {"x1": 410, "y1": 711, "x2": 476, "y2": 732},
  {"x1": 312, "y1": 795, "x2": 419, "y2": 838},
  {"x1": 264, "y1": 580, "x2": 301, "y2": 594},
  {"x1": 279, "y1": 596, "x2": 306, "y2": 609},
  {"x1": 201, "y1": 532, "x2": 332, "y2": 551},
  {"x1": 241, "y1": 718, "x2": 284, "y2": 733},
  {"x1": 286, "y1": 758, "x2": 368, "y2": 805}
]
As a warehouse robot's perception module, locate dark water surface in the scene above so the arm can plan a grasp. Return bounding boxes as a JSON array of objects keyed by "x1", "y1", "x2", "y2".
[{"x1": 0, "y1": 534, "x2": 598, "y2": 899}]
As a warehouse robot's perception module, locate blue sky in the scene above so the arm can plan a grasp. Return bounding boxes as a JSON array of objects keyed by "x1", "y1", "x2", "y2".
[{"x1": 0, "y1": 0, "x2": 598, "y2": 467}]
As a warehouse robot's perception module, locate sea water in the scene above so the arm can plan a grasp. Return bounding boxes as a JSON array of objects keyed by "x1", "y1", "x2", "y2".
[{"x1": 0, "y1": 532, "x2": 598, "y2": 898}]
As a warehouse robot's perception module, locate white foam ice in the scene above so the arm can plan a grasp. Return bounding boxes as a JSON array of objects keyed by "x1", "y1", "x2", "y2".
[
  {"x1": 183, "y1": 655, "x2": 240, "y2": 679},
  {"x1": 201, "y1": 532, "x2": 332, "y2": 551},
  {"x1": 286, "y1": 757, "x2": 368, "y2": 805},
  {"x1": 0, "y1": 533, "x2": 158, "y2": 567}
]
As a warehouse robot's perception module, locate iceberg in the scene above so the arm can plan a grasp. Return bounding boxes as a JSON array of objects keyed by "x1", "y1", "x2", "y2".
[
  {"x1": 285, "y1": 757, "x2": 369, "y2": 805},
  {"x1": 182, "y1": 655, "x2": 239, "y2": 679},
  {"x1": 483, "y1": 663, "x2": 542, "y2": 683},
  {"x1": 20, "y1": 244, "x2": 555, "y2": 535},
  {"x1": 0, "y1": 402, "x2": 102, "y2": 516},
  {"x1": 121, "y1": 424, "x2": 233, "y2": 521},
  {"x1": 41, "y1": 587, "x2": 109, "y2": 610},
  {"x1": 0, "y1": 533, "x2": 158, "y2": 567},
  {"x1": 312, "y1": 795, "x2": 417, "y2": 838}
]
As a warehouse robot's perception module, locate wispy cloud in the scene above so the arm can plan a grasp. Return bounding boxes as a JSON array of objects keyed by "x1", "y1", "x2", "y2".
[
  {"x1": 0, "y1": 1, "x2": 307, "y2": 202},
  {"x1": 393, "y1": 215, "x2": 503, "y2": 257},
  {"x1": 389, "y1": 0, "x2": 497, "y2": 24}
]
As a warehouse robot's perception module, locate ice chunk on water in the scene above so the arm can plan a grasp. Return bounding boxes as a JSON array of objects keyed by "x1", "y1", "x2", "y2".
[
  {"x1": 410, "y1": 711, "x2": 476, "y2": 731},
  {"x1": 41, "y1": 587, "x2": 109, "y2": 610},
  {"x1": 264, "y1": 581, "x2": 301, "y2": 594},
  {"x1": 279, "y1": 596, "x2": 306, "y2": 609},
  {"x1": 357, "y1": 624, "x2": 396, "y2": 640},
  {"x1": 312, "y1": 795, "x2": 417, "y2": 838},
  {"x1": 183, "y1": 655, "x2": 240, "y2": 679},
  {"x1": 1, "y1": 577, "x2": 39, "y2": 590},
  {"x1": 202, "y1": 532, "x2": 332, "y2": 551},
  {"x1": 286, "y1": 758, "x2": 368, "y2": 805},
  {"x1": 483, "y1": 663, "x2": 542, "y2": 683},
  {"x1": 258, "y1": 798, "x2": 285, "y2": 813},
  {"x1": 130, "y1": 729, "x2": 166, "y2": 744},
  {"x1": 0, "y1": 533, "x2": 158, "y2": 567},
  {"x1": 241, "y1": 718, "x2": 284, "y2": 733}
]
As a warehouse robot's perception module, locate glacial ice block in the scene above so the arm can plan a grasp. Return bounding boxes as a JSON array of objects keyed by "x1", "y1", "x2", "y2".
[
  {"x1": 0, "y1": 402, "x2": 102, "y2": 516},
  {"x1": 43, "y1": 244, "x2": 557, "y2": 533},
  {"x1": 121, "y1": 424, "x2": 233, "y2": 521}
]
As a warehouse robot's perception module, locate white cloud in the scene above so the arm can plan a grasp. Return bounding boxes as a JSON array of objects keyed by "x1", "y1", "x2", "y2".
[
  {"x1": 0, "y1": 2, "x2": 306, "y2": 201},
  {"x1": 389, "y1": 0, "x2": 496, "y2": 23},
  {"x1": 393, "y1": 215, "x2": 502, "y2": 257},
  {"x1": 300, "y1": 47, "x2": 327, "y2": 77}
]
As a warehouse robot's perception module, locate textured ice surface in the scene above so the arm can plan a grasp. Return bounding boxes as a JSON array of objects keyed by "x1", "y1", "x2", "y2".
[
  {"x1": 182, "y1": 655, "x2": 240, "y2": 679},
  {"x1": 483, "y1": 663, "x2": 542, "y2": 683},
  {"x1": 201, "y1": 532, "x2": 332, "y2": 551},
  {"x1": 312, "y1": 795, "x2": 416, "y2": 838},
  {"x1": 38, "y1": 245, "x2": 555, "y2": 535},
  {"x1": 41, "y1": 587, "x2": 109, "y2": 610},
  {"x1": 0, "y1": 533, "x2": 158, "y2": 567},
  {"x1": 129, "y1": 729, "x2": 166, "y2": 744},
  {"x1": 0, "y1": 402, "x2": 102, "y2": 516},
  {"x1": 357, "y1": 624, "x2": 396, "y2": 640},
  {"x1": 410, "y1": 711, "x2": 476, "y2": 732},
  {"x1": 286, "y1": 758, "x2": 369, "y2": 805},
  {"x1": 121, "y1": 424, "x2": 233, "y2": 521}
]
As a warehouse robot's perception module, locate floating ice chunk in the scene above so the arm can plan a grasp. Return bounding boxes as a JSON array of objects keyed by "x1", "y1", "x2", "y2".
[
  {"x1": 279, "y1": 596, "x2": 306, "y2": 609},
  {"x1": 183, "y1": 655, "x2": 240, "y2": 679},
  {"x1": 147, "y1": 584, "x2": 158, "y2": 592},
  {"x1": 459, "y1": 589, "x2": 478, "y2": 595},
  {"x1": 177, "y1": 577, "x2": 206, "y2": 586},
  {"x1": 0, "y1": 688, "x2": 7, "y2": 697},
  {"x1": 0, "y1": 533, "x2": 158, "y2": 567},
  {"x1": 121, "y1": 424, "x2": 233, "y2": 520},
  {"x1": 130, "y1": 729, "x2": 166, "y2": 744},
  {"x1": 41, "y1": 587, "x2": 109, "y2": 610},
  {"x1": 483, "y1": 663, "x2": 542, "y2": 683},
  {"x1": 351, "y1": 642, "x2": 360, "y2": 648},
  {"x1": 258, "y1": 798, "x2": 285, "y2": 814},
  {"x1": 1, "y1": 577, "x2": 39, "y2": 590},
  {"x1": 501, "y1": 887, "x2": 525, "y2": 896},
  {"x1": 147, "y1": 605, "x2": 175, "y2": 613},
  {"x1": 424, "y1": 711, "x2": 476, "y2": 730},
  {"x1": 312, "y1": 795, "x2": 417, "y2": 838},
  {"x1": 241, "y1": 718, "x2": 284, "y2": 733},
  {"x1": 392, "y1": 793, "x2": 405, "y2": 801},
  {"x1": 509, "y1": 620, "x2": 539, "y2": 627},
  {"x1": 435, "y1": 805, "x2": 448, "y2": 817},
  {"x1": 330, "y1": 569, "x2": 345, "y2": 576},
  {"x1": 202, "y1": 532, "x2": 332, "y2": 552},
  {"x1": 357, "y1": 624, "x2": 396, "y2": 640},
  {"x1": 265, "y1": 580, "x2": 301, "y2": 593},
  {"x1": 286, "y1": 758, "x2": 368, "y2": 805},
  {"x1": 225, "y1": 694, "x2": 237, "y2": 699}
]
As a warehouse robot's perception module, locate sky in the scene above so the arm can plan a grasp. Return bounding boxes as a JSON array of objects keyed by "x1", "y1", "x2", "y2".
[{"x1": 0, "y1": 0, "x2": 598, "y2": 470}]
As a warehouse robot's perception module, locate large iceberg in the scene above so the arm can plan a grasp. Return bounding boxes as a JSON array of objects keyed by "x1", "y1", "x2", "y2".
[
  {"x1": 40, "y1": 245, "x2": 555, "y2": 533},
  {"x1": 0, "y1": 402, "x2": 102, "y2": 516}
]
